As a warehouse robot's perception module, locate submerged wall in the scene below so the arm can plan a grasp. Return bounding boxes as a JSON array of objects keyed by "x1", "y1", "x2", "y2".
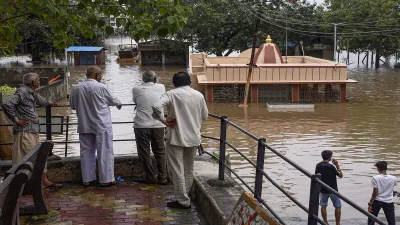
[{"x1": 0, "y1": 67, "x2": 64, "y2": 87}]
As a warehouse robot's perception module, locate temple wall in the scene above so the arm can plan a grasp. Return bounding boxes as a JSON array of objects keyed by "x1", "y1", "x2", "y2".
[{"x1": 204, "y1": 66, "x2": 347, "y2": 82}]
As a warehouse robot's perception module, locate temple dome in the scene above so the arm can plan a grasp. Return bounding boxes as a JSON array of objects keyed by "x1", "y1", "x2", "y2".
[{"x1": 253, "y1": 35, "x2": 284, "y2": 64}]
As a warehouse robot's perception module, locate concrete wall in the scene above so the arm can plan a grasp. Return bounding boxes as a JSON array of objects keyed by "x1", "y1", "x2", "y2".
[
  {"x1": 0, "y1": 67, "x2": 65, "y2": 87},
  {"x1": 203, "y1": 66, "x2": 347, "y2": 83},
  {"x1": 36, "y1": 79, "x2": 67, "y2": 102},
  {"x1": 207, "y1": 57, "x2": 251, "y2": 64},
  {"x1": 191, "y1": 53, "x2": 348, "y2": 84},
  {"x1": 0, "y1": 155, "x2": 148, "y2": 182}
]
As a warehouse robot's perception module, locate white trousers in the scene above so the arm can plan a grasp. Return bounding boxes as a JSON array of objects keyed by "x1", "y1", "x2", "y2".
[
  {"x1": 79, "y1": 129, "x2": 115, "y2": 183},
  {"x1": 166, "y1": 142, "x2": 196, "y2": 207}
]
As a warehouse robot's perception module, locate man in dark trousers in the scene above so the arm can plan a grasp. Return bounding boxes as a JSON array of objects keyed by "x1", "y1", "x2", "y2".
[
  {"x1": 315, "y1": 150, "x2": 343, "y2": 225},
  {"x1": 368, "y1": 161, "x2": 397, "y2": 225}
]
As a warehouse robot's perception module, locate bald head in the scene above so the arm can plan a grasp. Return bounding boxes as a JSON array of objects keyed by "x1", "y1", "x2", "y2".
[{"x1": 86, "y1": 66, "x2": 102, "y2": 82}]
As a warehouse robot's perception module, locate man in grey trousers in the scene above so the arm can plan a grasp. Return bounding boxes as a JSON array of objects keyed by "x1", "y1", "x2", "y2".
[{"x1": 132, "y1": 71, "x2": 168, "y2": 185}]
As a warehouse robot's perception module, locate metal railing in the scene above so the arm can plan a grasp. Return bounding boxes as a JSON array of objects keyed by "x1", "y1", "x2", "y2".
[
  {"x1": 0, "y1": 105, "x2": 388, "y2": 224},
  {"x1": 0, "y1": 104, "x2": 137, "y2": 157},
  {"x1": 202, "y1": 114, "x2": 386, "y2": 225}
]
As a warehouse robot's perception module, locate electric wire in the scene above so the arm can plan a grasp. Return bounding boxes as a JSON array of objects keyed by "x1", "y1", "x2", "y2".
[{"x1": 243, "y1": 5, "x2": 400, "y2": 39}]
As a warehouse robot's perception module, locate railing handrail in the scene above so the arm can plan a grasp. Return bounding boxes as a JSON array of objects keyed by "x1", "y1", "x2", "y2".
[
  {"x1": 0, "y1": 103, "x2": 136, "y2": 111},
  {"x1": 202, "y1": 114, "x2": 386, "y2": 225}
]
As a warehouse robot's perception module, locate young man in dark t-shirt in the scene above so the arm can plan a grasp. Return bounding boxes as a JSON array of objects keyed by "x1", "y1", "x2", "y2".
[{"x1": 315, "y1": 150, "x2": 344, "y2": 225}]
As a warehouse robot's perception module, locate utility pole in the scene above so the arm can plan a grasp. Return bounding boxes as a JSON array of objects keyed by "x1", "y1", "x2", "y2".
[
  {"x1": 333, "y1": 23, "x2": 337, "y2": 62},
  {"x1": 285, "y1": 8, "x2": 288, "y2": 63},
  {"x1": 65, "y1": 48, "x2": 69, "y2": 98},
  {"x1": 241, "y1": 4, "x2": 261, "y2": 107}
]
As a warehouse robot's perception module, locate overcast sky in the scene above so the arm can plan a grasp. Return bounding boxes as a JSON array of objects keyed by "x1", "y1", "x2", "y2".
[{"x1": 308, "y1": 0, "x2": 324, "y2": 4}]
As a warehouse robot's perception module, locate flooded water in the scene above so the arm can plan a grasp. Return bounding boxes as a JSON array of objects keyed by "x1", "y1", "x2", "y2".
[{"x1": 3, "y1": 37, "x2": 400, "y2": 221}]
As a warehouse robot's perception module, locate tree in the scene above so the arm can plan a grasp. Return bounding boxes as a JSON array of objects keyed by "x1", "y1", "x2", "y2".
[
  {"x1": 176, "y1": 0, "x2": 323, "y2": 56},
  {"x1": 0, "y1": 0, "x2": 191, "y2": 55},
  {"x1": 323, "y1": 0, "x2": 400, "y2": 68},
  {"x1": 16, "y1": 19, "x2": 58, "y2": 61}
]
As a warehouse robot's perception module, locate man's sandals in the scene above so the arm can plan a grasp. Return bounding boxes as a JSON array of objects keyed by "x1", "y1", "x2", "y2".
[
  {"x1": 44, "y1": 183, "x2": 63, "y2": 188},
  {"x1": 82, "y1": 181, "x2": 118, "y2": 187},
  {"x1": 100, "y1": 181, "x2": 118, "y2": 187}
]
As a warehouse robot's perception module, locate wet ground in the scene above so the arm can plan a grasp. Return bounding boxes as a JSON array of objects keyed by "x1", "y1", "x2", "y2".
[{"x1": 20, "y1": 179, "x2": 209, "y2": 225}]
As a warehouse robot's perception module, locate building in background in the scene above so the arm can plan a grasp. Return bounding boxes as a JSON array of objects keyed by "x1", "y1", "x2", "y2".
[
  {"x1": 138, "y1": 39, "x2": 189, "y2": 66},
  {"x1": 66, "y1": 46, "x2": 106, "y2": 65}
]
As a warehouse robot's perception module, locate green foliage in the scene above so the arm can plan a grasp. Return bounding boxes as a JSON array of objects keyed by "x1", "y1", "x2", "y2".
[
  {"x1": 0, "y1": 85, "x2": 16, "y2": 99},
  {"x1": 16, "y1": 19, "x2": 56, "y2": 60},
  {"x1": 0, "y1": 0, "x2": 191, "y2": 55},
  {"x1": 176, "y1": 0, "x2": 322, "y2": 56},
  {"x1": 323, "y1": 0, "x2": 400, "y2": 57}
]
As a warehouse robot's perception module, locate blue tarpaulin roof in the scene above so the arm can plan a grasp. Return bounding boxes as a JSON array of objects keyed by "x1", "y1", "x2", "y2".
[{"x1": 66, "y1": 46, "x2": 104, "y2": 52}]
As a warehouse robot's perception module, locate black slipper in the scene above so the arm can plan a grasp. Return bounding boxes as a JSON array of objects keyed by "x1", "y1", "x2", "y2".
[
  {"x1": 44, "y1": 183, "x2": 63, "y2": 188},
  {"x1": 133, "y1": 178, "x2": 157, "y2": 184},
  {"x1": 82, "y1": 181, "x2": 97, "y2": 187},
  {"x1": 159, "y1": 180, "x2": 169, "y2": 185},
  {"x1": 167, "y1": 201, "x2": 191, "y2": 209},
  {"x1": 100, "y1": 181, "x2": 118, "y2": 187}
]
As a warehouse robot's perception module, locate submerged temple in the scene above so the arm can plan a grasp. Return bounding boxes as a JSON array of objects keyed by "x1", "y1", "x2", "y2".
[{"x1": 190, "y1": 35, "x2": 357, "y2": 103}]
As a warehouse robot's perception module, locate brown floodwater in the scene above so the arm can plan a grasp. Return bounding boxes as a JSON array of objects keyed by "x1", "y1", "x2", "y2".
[{"x1": 13, "y1": 38, "x2": 400, "y2": 221}]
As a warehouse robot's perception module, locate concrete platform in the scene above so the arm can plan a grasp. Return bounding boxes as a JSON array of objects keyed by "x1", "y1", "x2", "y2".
[{"x1": 267, "y1": 103, "x2": 315, "y2": 112}]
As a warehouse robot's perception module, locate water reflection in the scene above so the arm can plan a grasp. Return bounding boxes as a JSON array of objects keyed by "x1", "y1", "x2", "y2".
[{"x1": 6, "y1": 37, "x2": 400, "y2": 221}]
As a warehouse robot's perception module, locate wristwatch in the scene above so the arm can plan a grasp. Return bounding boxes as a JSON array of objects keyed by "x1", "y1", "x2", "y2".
[{"x1": 368, "y1": 202, "x2": 373, "y2": 206}]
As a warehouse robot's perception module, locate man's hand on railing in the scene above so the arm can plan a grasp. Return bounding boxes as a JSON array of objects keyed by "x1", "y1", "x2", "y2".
[
  {"x1": 49, "y1": 101, "x2": 57, "y2": 107},
  {"x1": 198, "y1": 144, "x2": 205, "y2": 156}
]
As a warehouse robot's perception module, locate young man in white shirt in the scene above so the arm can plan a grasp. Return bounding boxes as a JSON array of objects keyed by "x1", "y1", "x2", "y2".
[
  {"x1": 368, "y1": 161, "x2": 397, "y2": 225},
  {"x1": 132, "y1": 71, "x2": 167, "y2": 185},
  {"x1": 152, "y1": 71, "x2": 208, "y2": 209}
]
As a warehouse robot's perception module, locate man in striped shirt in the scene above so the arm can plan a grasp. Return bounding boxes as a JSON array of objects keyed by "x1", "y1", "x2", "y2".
[{"x1": 2, "y1": 72, "x2": 62, "y2": 188}]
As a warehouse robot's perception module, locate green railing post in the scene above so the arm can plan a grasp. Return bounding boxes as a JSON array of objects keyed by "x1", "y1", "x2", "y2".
[
  {"x1": 218, "y1": 116, "x2": 228, "y2": 180},
  {"x1": 254, "y1": 138, "x2": 266, "y2": 201},
  {"x1": 308, "y1": 174, "x2": 322, "y2": 225},
  {"x1": 45, "y1": 105, "x2": 53, "y2": 156}
]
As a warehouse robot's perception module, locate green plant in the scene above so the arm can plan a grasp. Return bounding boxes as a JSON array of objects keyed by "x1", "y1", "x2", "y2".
[{"x1": 0, "y1": 85, "x2": 16, "y2": 99}]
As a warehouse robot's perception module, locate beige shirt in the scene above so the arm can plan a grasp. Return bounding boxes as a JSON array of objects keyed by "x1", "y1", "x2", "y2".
[{"x1": 152, "y1": 86, "x2": 208, "y2": 147}]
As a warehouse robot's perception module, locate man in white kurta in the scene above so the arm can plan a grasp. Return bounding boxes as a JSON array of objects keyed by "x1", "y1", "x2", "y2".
[
  {"x1": 70, "y1": 66, "x2": 122, "y2": 186},
  {"x1": 152, "y1": 71, "x2": 208, "y2": 209}
]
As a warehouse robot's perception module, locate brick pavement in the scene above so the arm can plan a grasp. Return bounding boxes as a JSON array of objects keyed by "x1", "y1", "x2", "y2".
[{"x1": 19, "y1": 179, "x2": 209, "y2": 225}]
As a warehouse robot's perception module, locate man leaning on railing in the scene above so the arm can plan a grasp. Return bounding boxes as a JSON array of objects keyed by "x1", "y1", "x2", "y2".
[
  {"x1": 70, "y1": 66, "x2": 122, "y2": 187},
  {"x1": 152, "y1": 71, "x2": 208, "y2": 209},
  {"x1": 132, "y1": 71, "x2": 168, "y2": 185},
  {"x1": 1, "y1": 72, "x2": 62, "y2": 188}
]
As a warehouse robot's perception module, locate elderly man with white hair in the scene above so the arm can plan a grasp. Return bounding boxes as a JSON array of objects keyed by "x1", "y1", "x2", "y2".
[
  {"x1": 132, "y1": 71, "x2": 167, "y2": 185},
  {"x1": 70, "y1": 66, "x2": 122, "y2": 187},
  {"x1": 2, "y1": 72, "x2": 62, "y2": 188}
]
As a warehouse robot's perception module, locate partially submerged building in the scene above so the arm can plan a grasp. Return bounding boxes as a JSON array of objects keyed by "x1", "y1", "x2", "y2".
[
  {"x1": 138, "y1": 39, "x2": 189, "y2": 66},
  {"x1": 67, "y1": 46, "x2": 106, "y2": 65},
  {"x1": 190, "y1": 35, "x2": 357, "y2": 103}
]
